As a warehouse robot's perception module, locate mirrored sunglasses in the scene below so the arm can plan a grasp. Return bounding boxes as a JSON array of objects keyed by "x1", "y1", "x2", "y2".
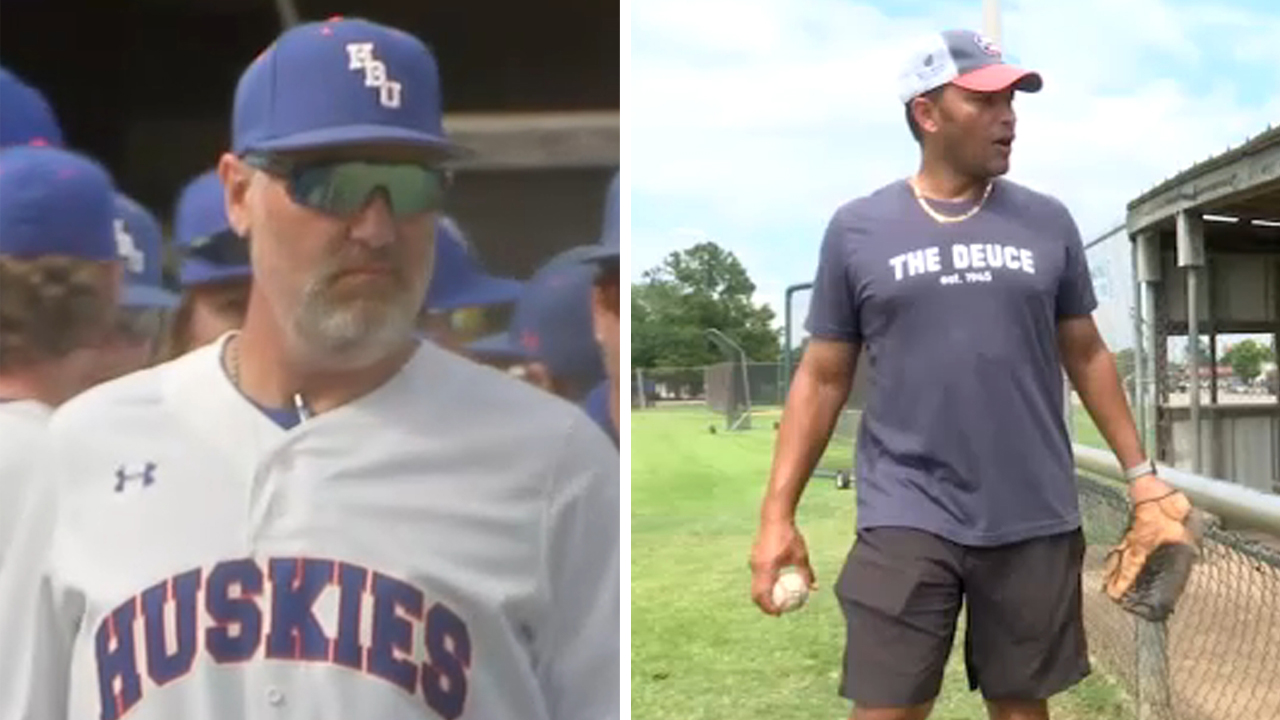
[{"x1": 244, "y1": 153, "x2": 449, "y2": 219}]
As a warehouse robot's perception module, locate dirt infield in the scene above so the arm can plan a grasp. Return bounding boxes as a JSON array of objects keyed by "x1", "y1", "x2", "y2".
[{"x1": 1081, "y1": 542, "x2": 1280, "y2": 720}]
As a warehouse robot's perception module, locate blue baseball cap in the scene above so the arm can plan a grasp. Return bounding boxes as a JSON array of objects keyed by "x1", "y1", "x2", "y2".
[
  {"x1": 0, "y1": 145, "x2": 116, "y2": 261},
  {"x1": 580, "y1": 170, "x2": 620, "y2": 264},
  {"x1": 423, "y1": 216, "x2": 523, "y2": 313},
  {"x1": 173, "y1": 169, "x2": 250, "y2": 287},
  {"x1": 113, "y1": 194, "x2": 178, "y2": 309},
  {"x1": 469, "y1": 246, "x2": 606, "y2": 387},
  {"x1": 581, "y1": 380, "x2": 618, "y2": 445},
  {"x1": 0, "y1": 67, "x2": 64, "y2": 149},
  {"x1": 232, "y1": 17, "x2": 467, "y2": 160}
]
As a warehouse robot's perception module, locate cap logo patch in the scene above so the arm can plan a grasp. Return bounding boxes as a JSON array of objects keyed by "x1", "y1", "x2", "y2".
[
  {"x1": 974, "y1": 33, "x2": 1001, "y2": 57},
  {"x1": 521, "y1": 329, "x2": 540, "y2": 353},
  {"x1": 114, "y1": 218, "x2": 145, "y2": 273},
  {"x1": 345, "y1": 42, "x2": 402, "y2": 109}
]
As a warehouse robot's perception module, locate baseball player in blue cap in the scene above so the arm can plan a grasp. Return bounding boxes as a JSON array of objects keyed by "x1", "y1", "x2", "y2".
[
  {"x1": 89, "y1": 193, "x2": 180, "y2": 383},
  {"x1": 160, "y1": 168, "x2": 253, "y2": 360},
  {"x1": 0, "y1": 66, "x2": 64, "y2": 148},
  {"x1": 0, "y1": 145, "x2": 120, "y2": 566},
  {"x1": 418, "y1": 214, "x2": 523, "y2": 352},
  {"x1": 0, "y1": 17, "x2": 619, "y2": 720},
  {"x1": 578, "y1": 171, "x2": 621, "y2": 438},
  {"x1": 469, "y1": 246, "x2": 608, "y2": 406}
]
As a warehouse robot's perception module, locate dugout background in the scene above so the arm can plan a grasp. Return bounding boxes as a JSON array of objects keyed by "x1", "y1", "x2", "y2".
[{"x1": 0, "y1": 0, "x2": 620, "y2": 283}]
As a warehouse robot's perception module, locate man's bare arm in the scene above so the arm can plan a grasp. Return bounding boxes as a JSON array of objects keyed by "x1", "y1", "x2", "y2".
[
  {"x1": 750, "y1": 338, "x2": 858, "y2": 614},
  {"x1": 1058, "y1": 315, "x2": 1170, "y2": 501},
  {"x1": 761, "y1": 338, "x2": 859, "y2": 523}
]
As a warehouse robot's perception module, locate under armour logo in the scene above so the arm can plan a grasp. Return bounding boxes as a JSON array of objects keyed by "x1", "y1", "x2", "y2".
[
  {"x1": 345, "y1": 42, "x2": 402, "y2": 109},
  {"x1": 114, "y1": 463, "x2": 157, "y2": 493},
  {"x1": 114, "y1": 219, "x2": 145, "y2": 274}
]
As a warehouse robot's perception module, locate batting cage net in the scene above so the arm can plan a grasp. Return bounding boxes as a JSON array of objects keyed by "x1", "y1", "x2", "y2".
[
  {"x1": 704, "y1": 360, "x2": 749, "y2": 430},
  {"x1": 706, "y1": 362, "x2": 787, "y2": 421}
]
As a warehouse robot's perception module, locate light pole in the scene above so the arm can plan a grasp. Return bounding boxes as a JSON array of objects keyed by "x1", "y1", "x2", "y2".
[{"x1": 983, "y1": 0, "x2": 1002, "y2": 45}]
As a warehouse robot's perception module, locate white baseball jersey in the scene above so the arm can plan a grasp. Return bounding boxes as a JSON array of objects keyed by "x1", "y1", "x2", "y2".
[
  {"x1": 0, "y1": 335, "x2": 619, "y2": 720},
  {"x1": 0, "y1": 399, "x2": 52, "y2": 569}
]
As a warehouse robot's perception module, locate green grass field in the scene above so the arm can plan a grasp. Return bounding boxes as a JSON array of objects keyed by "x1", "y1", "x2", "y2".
[
  {"x1": 1068, "y1": 402, "x2": 1109, "y2": 452},
  {"x1": 631, "y1": 405, "x2": 1132, "y2": 720}
]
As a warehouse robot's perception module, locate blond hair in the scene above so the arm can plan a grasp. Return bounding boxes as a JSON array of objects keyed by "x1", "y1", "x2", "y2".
[{"x1": 0, "y1": 255, "x2": 116, "y2": 372}]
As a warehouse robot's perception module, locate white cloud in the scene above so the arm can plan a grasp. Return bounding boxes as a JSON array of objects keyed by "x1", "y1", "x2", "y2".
[{"x1": 632, "y1": 0, "x2": 1280, "y2": 329}]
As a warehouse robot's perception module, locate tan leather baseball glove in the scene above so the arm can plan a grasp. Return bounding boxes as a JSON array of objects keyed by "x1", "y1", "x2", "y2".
[{"x1": 1102, "y1": 490, "x2": 1202, "y2": 622}]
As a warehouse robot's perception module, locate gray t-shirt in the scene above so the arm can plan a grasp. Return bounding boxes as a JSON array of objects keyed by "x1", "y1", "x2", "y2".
[{"x1": 806, "y1": 178, "x2": 1097, "y2": 547}]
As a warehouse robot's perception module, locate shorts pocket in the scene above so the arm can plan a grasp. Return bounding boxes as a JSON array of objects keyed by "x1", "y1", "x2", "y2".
[{"x1": 837, "y1": 541, "x2": 921, "y2": 617}]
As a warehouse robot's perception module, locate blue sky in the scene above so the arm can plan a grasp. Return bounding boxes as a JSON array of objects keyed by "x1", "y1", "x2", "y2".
[{"x1": 630, "y1": 0, "x2": 1280, "y2": 347}]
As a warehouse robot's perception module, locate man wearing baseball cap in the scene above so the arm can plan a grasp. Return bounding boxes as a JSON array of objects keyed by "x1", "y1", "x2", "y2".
[
  {"x1": 578, "y1": 171, "x2": 620, "y2": 439},
  {"x1": 159, "y1": 168, "x2": 252, "y2": 360},
  {"x1": 750, "y1": 30, "x2": 1177, "y2": 720},
  {"x1": 0, "y1": 17, "x2": 618, "y2": 720},
  {"x1": 0, "y1": 145, "x2": 120, "y2": 566},
  {"x1": 419, "y1": 214, "x2": 523, "y2": 352},
  {"x1": 0, "y1": 66, "x2": 64, "y2": 148},
  {"x1": 90, "y1": 193, "x2": 179, "y2": 382},
  {"x1": 469, "y1": 246, "x2": 608, "y2": 404}
]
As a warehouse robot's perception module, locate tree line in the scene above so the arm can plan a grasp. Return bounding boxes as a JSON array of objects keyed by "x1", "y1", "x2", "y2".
[{"x1": 632, "y1": 241, "x2": 781, "y2": 369}]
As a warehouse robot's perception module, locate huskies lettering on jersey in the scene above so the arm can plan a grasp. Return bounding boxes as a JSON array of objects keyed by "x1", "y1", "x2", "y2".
[
  {"x1": 888, "y1": 243, "x2": 1037, "y2": 284},
  {"x1": 94, "y1": 557, "x2": 472, "y2": 720}
]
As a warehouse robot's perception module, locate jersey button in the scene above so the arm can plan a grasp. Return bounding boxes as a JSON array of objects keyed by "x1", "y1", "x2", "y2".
[{"x1": 267, "y1": 687, "x2": 285, "y2": 706}]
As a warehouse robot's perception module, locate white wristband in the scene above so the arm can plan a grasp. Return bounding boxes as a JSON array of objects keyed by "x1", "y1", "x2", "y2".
[{"x1": 1124, "y1": 459, "x2": 1156, "y2": 481}]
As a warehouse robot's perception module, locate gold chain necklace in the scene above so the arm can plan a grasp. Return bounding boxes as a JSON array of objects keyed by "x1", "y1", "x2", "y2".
[
  {"x1": 909, "y1": 178, "x2": 993, "y2": 224},
  {"x1": 223, "y1": 335, "x2": 311, "y2": 421},
  {"x1": 225, "y1": 334, "x2": 241, "y2": 386}
]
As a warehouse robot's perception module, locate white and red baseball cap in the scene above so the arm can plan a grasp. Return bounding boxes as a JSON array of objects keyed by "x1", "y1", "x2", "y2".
[{"x1": 897, "y1": 29, "x2": 1042, "y2": 103}]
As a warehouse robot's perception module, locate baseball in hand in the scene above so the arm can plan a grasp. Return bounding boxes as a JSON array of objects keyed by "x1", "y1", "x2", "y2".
[{"x1": 771, "y1": 571, "x2": 809, "y2": 613}]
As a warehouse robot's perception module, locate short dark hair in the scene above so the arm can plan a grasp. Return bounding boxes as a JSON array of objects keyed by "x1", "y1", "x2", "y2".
[{"x1": 906, "y1": 87, "x2": 946, "y2": 144}]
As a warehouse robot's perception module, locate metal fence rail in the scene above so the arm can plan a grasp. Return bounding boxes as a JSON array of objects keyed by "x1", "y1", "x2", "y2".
[{"x1": 1074, "y1": 446, "x2": 1280, "y2": 720}]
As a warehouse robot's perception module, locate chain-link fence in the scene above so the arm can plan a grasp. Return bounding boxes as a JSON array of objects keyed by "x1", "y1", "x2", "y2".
[
  {"x1": 1078, "y1": 472, "x2": 1280, "y2": 720},
  {"x1": 632, "y1": 366, "x2": 707, "y2": 406},
  {"x1": 633, "y1": 365, "x2": 785, "y2": 407}
]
